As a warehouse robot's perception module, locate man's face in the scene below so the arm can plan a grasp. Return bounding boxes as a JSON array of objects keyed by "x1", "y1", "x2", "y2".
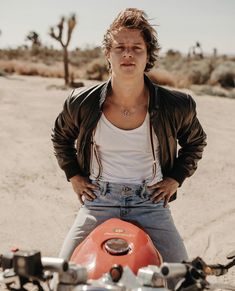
[{"x1": 106, "y1": 28, "x2": 148, "y2": 78}]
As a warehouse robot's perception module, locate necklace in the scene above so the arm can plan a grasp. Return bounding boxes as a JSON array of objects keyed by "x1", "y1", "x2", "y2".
[
  {"x1": 122, "y1": 109, "x2": 132, "y2": 117},
  {"x1": 120, "y1": 107, "x2": 138, "y2": 117},
  {"x1": 108, "y1": 89, "x2": 149, "y2": 118},
  {"x1": 119, "y1": 97, "x2": 149, "y2": 117},
  {"x1": 107, "y1": 101, "x2": 141, "y2": 118}
]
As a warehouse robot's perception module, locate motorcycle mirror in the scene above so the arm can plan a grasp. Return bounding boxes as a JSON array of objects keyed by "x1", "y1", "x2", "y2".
[{"x1": 227, "y1": 250, "x2": 235, "y2": 260}]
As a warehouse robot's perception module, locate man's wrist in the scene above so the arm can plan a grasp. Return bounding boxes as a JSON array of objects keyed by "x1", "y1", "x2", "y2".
[{"x1": 69, "y1": 174, "x2": 82, "y2": 182}]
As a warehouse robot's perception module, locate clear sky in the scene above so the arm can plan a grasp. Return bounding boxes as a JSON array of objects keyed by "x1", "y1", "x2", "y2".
[{"x1": 0, "y1": 0, "x2": 235, "y2": 55}]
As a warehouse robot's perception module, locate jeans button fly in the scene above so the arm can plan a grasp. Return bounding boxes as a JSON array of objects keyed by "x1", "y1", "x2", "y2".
[{"x1": 122, "y1": 186, "x2": 132, "y2": 195}]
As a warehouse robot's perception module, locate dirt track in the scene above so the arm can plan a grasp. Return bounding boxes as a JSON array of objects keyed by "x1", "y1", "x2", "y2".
[{"x1": 0, "y1": 75, "x2": 235, "y2": 286}]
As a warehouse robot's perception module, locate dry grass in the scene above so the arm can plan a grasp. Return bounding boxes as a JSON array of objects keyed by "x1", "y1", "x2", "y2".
[
  {"x1": 85, "y1": 58, "x2": 109, "y2": 81},
  {"x1": 0, "y1": 68, "x2": 6, "y2": 77},
  {"x1": 209, "y1": 61, "x2": 235, "y2": 88},
  {"x1": 0, "y1": 60, "x2": 82, "y2": 79},
  {"x1": 0, "y1": 47, "x2": 235, "y2": 97},
  {"x1": 147, "y1": 69, "x2": 176, "y2": 87},
  {"x1": 191, "y1": 84, "x2": 235, "y2": 98}
]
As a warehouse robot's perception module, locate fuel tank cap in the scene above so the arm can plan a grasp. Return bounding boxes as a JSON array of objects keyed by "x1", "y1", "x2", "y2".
[{"x1": 104, "y1": 238, "x2": 130, "y2": 255}]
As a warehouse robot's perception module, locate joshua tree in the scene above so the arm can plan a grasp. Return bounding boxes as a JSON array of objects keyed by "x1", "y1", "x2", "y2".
[
  {"x1": 49, "y1": 14, "x2": 76, "y2": 86},
  {"x1": 26, "y1": 31, "x2": 41, "y2": 46},
  {"x1": 188, "y1": 41, "x2": 204, "y2": 59}
]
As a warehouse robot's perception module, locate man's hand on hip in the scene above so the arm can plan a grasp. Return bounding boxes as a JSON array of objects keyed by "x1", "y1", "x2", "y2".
[
  {"x1": 69, "y1": 175, "x2": 99, "y2": 205},
  {"x1": 147, "y1": 177, "x2": 179, "y2": 207}
]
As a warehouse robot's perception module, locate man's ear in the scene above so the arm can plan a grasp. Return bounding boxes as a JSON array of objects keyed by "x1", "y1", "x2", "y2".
[
  {"x1": 105, "y1": 51, "x2": 111, "y2": 71},
  {"x1": 105, "y1": 50, "x2": 110, "y2": 62}
]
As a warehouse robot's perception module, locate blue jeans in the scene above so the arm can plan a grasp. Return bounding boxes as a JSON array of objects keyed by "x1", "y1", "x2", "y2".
[{"x1": 59, "y1": 180, "x2": 188, "y2": 263}]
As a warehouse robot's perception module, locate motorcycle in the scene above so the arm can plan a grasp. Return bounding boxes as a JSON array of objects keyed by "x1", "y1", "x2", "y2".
[
  {"x1": 0, "y1": 218, "x2": 235, "y2": 291},
  {"x1": 70, "y1": 218, "x2": 163, "y2": 280}
]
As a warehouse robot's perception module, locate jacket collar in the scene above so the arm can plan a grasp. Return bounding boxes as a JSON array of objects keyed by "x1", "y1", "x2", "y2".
[
  {"x1": 144, "y1": 74, "x2": 160, "y2": 112},
  {"x1": 99, "y1": 77, "x2": 112, "y2": 108}
]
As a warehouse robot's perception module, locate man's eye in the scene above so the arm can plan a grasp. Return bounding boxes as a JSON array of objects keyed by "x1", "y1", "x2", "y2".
[{"x1": 115, "y1": 46, "x2": 124, "y2": 50}]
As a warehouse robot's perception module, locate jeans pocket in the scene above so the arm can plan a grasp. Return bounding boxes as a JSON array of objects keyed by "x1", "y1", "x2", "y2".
[{"x1": 91, "y1": 180, "x2": 108, "y2": 196}]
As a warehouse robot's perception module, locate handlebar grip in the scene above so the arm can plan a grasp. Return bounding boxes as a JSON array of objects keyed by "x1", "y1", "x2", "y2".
[
  {"x1": 0, "y1": 253, "x2": 13, "y2": 270},
  {"x1": 160, "y1": 263, "x2": 187, "y2": 278},
  {"x1": 41, "y1": 257, "x2": 68, "y2": 273},
  {"x1": 205, "y1": 264, "x2": 228, "y2": 276}
]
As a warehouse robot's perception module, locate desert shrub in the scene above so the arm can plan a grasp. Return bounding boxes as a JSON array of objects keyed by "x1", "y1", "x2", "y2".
[
  {"x1": 165, "y1": 49, "x2": 182, "y2": 58},
  {"x1": 190, "y1": 84, "x2": 229, "y2": 97},
  {"x1": 0, "y1": 68, "x2": 6, "y2": 76},
  {"x1": 70, "y1": 47, "x2": 103, "y2": 67},
  {"x1": 86, "y1": 58, "x2": 109, "y2": 81},
  {"x1": 0, "y1": 60, "x2": 19, "y2": 73},
  {"x1": 0, "y1": 60, "x2": 70, "y2": 78},
  {"x1": 158, "y1": 56, "x2": 215, "y2": 88},
  {"x1": 169, "y1": 57, "x2": 187, "y2": 72},
  {"x1": 36, "y1": 64, "x2": 64, "y2": 78},
  {"x1": 228, "y1": 89, "x2": 235, "y2": 99},
  {"x1": 0, "y1": 47, "x2": 65, "y2": 63},
  {"x1": 74, "y1": 46, "x2": 102, "y2": 59},
  {"x1": 15, "y1": 64, "x2": 38, "y2": 76},
  {"x1": 0, "y1": 59, "x2": 83, "y2": 80},
  {"x1": 161, "y1": 50, "x2": 183, "y2": 71},
  {"x1": 147, "y1": 69, "x2": 176, "y2": 87},
  {"x1": 0, "y1": 48, "x2": 26, "y2": 60},
  {"x1": 185, "y1": 60, "x2": 212, "y2": 85},
  {"x1": 209, "y1": 61, "x2": 235, "y2": 88}
]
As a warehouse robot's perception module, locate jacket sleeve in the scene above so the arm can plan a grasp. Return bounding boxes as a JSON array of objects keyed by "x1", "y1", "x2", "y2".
[
  {"x1": 51, "y1": 90, "x2": 82, "y2": 180},
  {"x1": 168, "y1": 95, "x2": 207, "y2": 186}
]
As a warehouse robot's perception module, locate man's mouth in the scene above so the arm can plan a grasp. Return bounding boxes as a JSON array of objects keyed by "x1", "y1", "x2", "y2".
[{"x1": 121, "y1": 63, "x2": 135, "y2": 66}]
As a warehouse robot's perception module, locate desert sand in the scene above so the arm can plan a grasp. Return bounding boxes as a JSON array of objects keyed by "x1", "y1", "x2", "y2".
[{"x1": 0, "y1": 75, "x2": 234, "y2": 286}]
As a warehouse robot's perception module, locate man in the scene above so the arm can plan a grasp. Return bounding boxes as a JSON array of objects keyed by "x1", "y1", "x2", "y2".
[{"x1": 52, "y1": 8, "x2": 206, "y2": 266}]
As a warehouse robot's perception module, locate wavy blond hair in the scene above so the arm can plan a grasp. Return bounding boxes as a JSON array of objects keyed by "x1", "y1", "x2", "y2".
[{"x1": 102, "y1": 8, "x2": 160, "y2": 72}]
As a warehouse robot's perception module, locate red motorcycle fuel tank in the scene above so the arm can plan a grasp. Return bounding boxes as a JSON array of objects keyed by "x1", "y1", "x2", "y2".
[{"x1": 70, "y1": 218, "x2": 162, "y2": 279}]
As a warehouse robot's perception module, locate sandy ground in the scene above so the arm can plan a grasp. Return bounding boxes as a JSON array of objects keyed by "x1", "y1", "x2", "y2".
[{"x1": 0, "y1": 75, "x2": 234, "y2": 286}]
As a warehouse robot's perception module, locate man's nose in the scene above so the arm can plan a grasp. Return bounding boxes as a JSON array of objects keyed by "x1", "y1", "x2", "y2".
[{"x1": 122, "y1": 48, "x2": 133, "y2": 58}]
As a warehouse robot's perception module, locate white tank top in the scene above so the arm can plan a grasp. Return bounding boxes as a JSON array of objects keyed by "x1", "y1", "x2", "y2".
[{"x1": 89, "y1": 112, "x2": 163, "y2": 185}]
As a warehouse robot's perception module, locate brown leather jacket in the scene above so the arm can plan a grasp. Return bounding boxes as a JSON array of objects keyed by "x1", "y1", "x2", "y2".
[{"x1": 52, "y1": 75, "x2": 207, "y2": 201}]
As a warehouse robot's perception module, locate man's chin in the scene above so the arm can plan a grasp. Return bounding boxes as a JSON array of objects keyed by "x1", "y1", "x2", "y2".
[
  {"x1": 112, "y1": 68, "x2": 144, "y2": 79},
  {"x1": 120, "y1": 65, "x2": 135, "y2": 71},
  {"x1": 119, "y1": 67, "x2": 139, "y2": 76}
]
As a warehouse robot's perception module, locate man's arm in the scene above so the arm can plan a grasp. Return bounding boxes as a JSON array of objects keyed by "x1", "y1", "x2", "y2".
[
  {"x1": 168, "y1": 95, "x2": 207, "y2": 185},
  {"x1": 148, "y1": 94, "x2": 207, "y2": 206},
  {"x1": 51, "y1": 91, "x2": 99, "y2": 203},
  {"x1": 51, "y1": 91, "x2": 82, "y2": 180}
]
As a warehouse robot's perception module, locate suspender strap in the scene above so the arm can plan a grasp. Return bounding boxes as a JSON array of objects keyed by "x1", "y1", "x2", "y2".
[
  {"x1": 91, "y1": 128, "x2": 103, "y2": 180},
  {"x1": 149, "y1": 123, "x2": 157, "y2": 178}
]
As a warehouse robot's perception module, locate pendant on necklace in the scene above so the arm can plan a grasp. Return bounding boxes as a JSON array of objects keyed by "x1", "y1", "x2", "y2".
[{"x1": 122, "y1": 109, "x2": 131, "y2": 117}]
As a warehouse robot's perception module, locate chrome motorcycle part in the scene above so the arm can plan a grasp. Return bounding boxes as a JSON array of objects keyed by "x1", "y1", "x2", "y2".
[{"x1": 104, "y1": 238, "x2": 130, "y2": 255}]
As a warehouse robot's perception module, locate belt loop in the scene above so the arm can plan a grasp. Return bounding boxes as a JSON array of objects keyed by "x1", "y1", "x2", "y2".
[
  {"x1": 103, "y1": 181, "x2": 108, "y2": 194},
  {"x1": 140, "y1": 182, "x2": 146, "y2": 199}
]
